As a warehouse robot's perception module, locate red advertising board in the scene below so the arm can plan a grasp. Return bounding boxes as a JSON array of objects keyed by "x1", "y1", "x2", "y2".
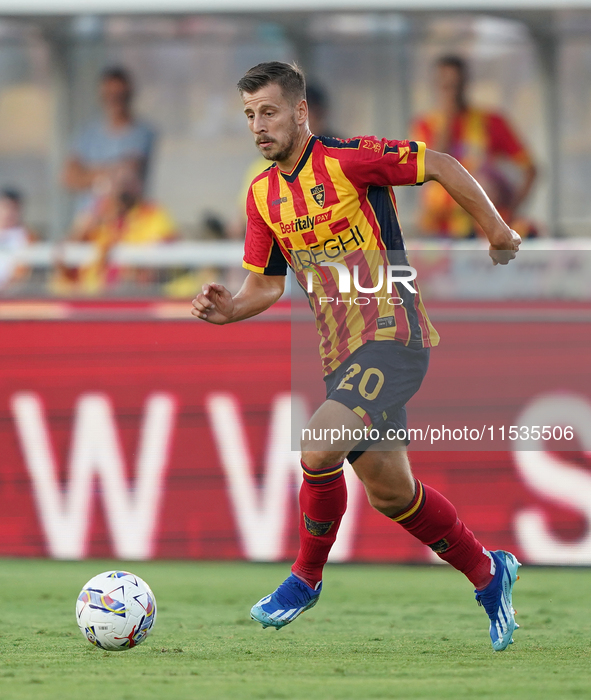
[{"x1": 1, "y1": 305, "x2": 590, "y2": 565}]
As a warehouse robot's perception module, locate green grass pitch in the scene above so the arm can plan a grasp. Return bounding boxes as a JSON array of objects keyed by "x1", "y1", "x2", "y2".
[{"x1": 0, "y1": 559, "x2": 589, "y2": 700}]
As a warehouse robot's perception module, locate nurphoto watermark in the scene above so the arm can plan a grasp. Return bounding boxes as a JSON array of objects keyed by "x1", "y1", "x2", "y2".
[{"x1": 306, "y1": 262, "x2": 417, "y2": 301}]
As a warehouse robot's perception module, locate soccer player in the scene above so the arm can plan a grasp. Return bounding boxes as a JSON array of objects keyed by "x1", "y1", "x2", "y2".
[{"x1": 191, "y1": 61, "x2": 522, "y2": 651}]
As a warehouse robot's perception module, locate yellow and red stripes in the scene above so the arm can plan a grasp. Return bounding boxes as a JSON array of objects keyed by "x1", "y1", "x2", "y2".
[
  {"x1": 243, "y1": 135, "x2": 440, "y2": 374},
  {"x1": 390, "y1": 479, "x2": 426, "y2": 524},
  {"x1": 301, "y1": 459, "x2": 345, "y2": 485}
]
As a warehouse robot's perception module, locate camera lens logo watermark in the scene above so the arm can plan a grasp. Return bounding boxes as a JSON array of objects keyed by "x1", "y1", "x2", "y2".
[
  {"x1": 306, "y1": 262, "x2": 417, "y2": 295},
  {"x1": 306, "y1": 262, "x2": 418, "y2": 305}
]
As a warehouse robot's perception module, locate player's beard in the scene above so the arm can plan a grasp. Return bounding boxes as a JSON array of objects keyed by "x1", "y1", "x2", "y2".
[{"x1": 258, "y1": 115, "x2": 299, "y2": 163}]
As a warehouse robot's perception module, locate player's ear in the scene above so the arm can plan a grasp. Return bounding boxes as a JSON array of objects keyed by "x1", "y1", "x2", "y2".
[{"x1": 296, "y1": 98, "x2": 308, "y2": 126}]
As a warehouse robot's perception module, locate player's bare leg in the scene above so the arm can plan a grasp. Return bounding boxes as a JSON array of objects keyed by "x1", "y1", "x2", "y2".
[{"x1": 347, "y1": 440, "x2": 415, "y2": 515}]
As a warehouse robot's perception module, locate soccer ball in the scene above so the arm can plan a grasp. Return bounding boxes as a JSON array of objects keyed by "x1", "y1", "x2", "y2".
[{"x1": 76, "y1": 570, "x2": 157, "y2": 651}]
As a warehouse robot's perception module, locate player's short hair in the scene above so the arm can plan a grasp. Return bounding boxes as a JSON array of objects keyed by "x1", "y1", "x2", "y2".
[{"x1": 237, "y1": 61, "x2": 306, "y2": 105}]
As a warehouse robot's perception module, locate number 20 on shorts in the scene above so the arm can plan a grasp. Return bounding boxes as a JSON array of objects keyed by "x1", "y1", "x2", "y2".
[{"x1": 337, "y1": 364, "x2": 385, "y2": 400}]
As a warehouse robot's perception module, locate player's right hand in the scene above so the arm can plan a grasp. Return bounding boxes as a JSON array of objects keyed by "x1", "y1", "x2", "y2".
[{"x1": 191, "y1": 283, "x2": 235, "y2": 324}]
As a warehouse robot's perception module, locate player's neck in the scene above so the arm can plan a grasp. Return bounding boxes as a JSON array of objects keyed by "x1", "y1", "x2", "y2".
[{"x1": 277, "y1": 128, "x2": 313, "y2": 173}]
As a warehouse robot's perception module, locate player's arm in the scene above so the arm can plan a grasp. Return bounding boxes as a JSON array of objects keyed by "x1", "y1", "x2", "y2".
[
  {"x1": 424, "y1": 149, "x2": 521, "y2": 265},
  {"x1": 191, "y1": 272, "x2": 285, "y2": 325},
  {"x1": 194, "y1": 178, "x2": 287, "y2": 324}
]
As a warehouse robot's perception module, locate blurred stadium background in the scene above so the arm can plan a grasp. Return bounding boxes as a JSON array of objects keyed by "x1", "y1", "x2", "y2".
[{"x1": 0, "y1": 0, "x2": 590, "y2": 570}]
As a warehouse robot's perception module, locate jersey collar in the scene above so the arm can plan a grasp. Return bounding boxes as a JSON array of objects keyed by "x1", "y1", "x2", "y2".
[{"x1": 278, "y1": 135, "x2": 316, "y2": 183}]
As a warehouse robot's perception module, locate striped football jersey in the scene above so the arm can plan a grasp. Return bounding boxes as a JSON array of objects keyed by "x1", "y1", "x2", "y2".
[{"x1": 243, "y1": 134, "x2": 439, "y2": 374}]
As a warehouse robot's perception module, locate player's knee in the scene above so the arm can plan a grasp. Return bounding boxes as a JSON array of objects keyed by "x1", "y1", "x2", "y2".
[
  {"x1": 365, "y1": 481, "x2": 415, "y2": 517},
  {"x1": 301, "y1": 450, "x2": 347, "y2": 472}
]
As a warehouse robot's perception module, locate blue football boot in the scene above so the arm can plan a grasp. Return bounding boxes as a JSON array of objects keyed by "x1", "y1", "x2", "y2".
[
  {"x1": 251, "y1": 574, "x2": 321, "y2": 630},
  {"x1": 475, "y1": 550, "x2": 521, "y2": 651}
]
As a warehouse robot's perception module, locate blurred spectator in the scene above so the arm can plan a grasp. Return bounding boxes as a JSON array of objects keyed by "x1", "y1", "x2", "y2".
[
  {"x1": 163, "y1": 213, "x2": 230, "y2": 298},
  {"x1": 0, "y1": 188, "x2": 34, "y2": 288},
  {"x1": 54, "y1": 165, "x2": 176, "y2": 295},
  {"x1": 412, "y1": 55, "x2": 537, "y2": 238},
  {"x1": 306, "y1": 83, "x2": 342, "y2": 139},
  {"x1": 62, "y1": 66, "x2": 157, "y2": 215}
]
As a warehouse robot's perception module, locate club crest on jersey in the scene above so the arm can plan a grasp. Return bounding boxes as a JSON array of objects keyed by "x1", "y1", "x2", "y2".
[{"x1": 310, "y1": 184, "x2": 325, "y2": 208}]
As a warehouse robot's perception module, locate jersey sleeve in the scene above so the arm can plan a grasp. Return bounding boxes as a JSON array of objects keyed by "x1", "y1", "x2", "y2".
[
  {"x1": 338, "y1": 136, "x2": 426, "y2": 189},
  {"x1": 243, "y1": 185, "x2": 288, "y2": 276}
]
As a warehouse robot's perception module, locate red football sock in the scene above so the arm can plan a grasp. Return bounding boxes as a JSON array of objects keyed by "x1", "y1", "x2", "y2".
[
  {"x1": 391, "y1": 480, "x2": 495, "y2": 590},
  {"x1": 292, "y1": 459, "x2": 348, "y2": 589}
]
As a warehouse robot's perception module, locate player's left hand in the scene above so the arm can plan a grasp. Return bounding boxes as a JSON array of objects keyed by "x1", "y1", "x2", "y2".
[{"x1": 488, "y1": 229, "x2": 521, "y2": 266}]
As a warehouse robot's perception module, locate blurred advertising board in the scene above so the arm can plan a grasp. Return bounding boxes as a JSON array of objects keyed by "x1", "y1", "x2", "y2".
[{"x1": 0, "y1": 306, "x2": 590, "y2": 565}]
